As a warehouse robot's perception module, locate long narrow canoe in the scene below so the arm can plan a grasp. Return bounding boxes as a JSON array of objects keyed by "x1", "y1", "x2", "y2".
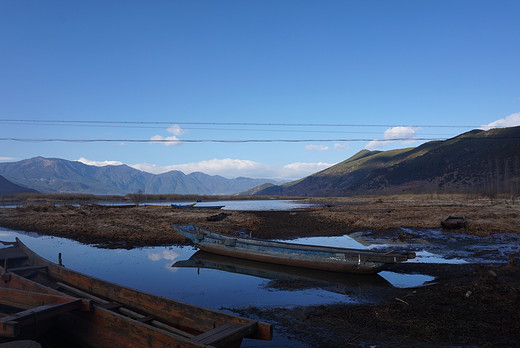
[
  {"x1": 173, "y1": 224, "x2": 416, "y2": 274},
  {"x1": 172, "y1": 204, "x2": 225, "y2": 209},
  {"x1": 0, "y1": 238, "x2": 272, "y2": 347}
]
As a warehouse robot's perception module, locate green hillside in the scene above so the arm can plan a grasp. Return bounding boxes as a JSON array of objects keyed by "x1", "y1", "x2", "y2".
[{"x1": 256, "y1": 126, "x2": 520, "y2": 196}]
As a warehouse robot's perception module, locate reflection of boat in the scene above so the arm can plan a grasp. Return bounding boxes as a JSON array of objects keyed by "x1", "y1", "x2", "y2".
[
  {"x1": 173, "y1": 224, "x2": 415, "y2": 274},
  {"x1": 174, "y1": 251, "x2": 391, "y2": 295},
  {"x1": 171, "y1": 204, "x2": 225, "y2": 209},
  {"x1": 441, "y1": 216, "x2": 467, "y2": 229},
  {"x1": 0, "y1": 238, "x2": 272, "y2": 346}
]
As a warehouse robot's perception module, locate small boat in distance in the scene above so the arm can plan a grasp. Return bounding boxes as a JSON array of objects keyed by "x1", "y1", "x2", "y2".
[
  {"x1": 173, "y1": 224, "x2": 416, "y2": 274},
  {"x1": 441, "y1": 215, "x2": 467, "y2": 229},
  {"x1": 0, "y1": 238, "x2": 272, "y2": 347},
  {"x1": 171, "y1": 203, "x2": 225, "y2": 209}
]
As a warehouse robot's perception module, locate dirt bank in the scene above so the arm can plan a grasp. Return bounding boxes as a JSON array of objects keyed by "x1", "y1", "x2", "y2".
[{"x1": 1, "y1": 196, "x2": 519, "y2": 347}]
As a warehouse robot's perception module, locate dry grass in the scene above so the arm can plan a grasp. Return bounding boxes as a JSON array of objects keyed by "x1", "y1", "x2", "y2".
[{"x1": 0, "y1": 195, "x2": 518, "y2": 247}]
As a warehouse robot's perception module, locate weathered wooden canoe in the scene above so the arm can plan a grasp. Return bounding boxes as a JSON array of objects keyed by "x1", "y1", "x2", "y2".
[
  {"x1": 89, "y1": 203, "x2": 137, "y2": 208},
  {"x1": 172, "y1": 204, "x2": 225, "y2": 209},
  {"x1": 0, "y1": 238, "x2": 272, "y2": 347},
  {"x1": 441, "y1": 215, "x2": 467, "y2": 229},
  {"x1": 173, "y1": 224, "x2": 416, "y2": 274}
]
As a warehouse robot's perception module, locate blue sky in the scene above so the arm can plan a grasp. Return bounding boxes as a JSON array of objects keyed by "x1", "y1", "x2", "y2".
[{"x1": 1, "y1": 1, "x2": 519, "y2": 180}]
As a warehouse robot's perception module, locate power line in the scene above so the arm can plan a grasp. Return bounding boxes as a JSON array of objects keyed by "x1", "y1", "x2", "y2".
[
  {"x1": 1, "y1": 136, "x2": 517, "y2": 143},
  {"x1": 0, "y1": 121, "x2": 460, "y2": 136},
  {"x1": 0, "y1": 119, "x2": 480, "y2": 128},
  {"x1": 0, "y1": 137, "x2": 438, "y2": 143}
]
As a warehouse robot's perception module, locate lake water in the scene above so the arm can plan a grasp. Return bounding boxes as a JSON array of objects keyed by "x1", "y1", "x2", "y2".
[{"x1": 162, "y1": 199, "x2": 319, "y2": 211}]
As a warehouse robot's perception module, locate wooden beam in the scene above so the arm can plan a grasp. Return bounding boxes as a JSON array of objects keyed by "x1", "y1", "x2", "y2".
[
  {"x1": 6, "y1": 265, "x2": 48, "y2": 274},
  {"x1": 0, "y1": 288, "x2": 88, "y2": 310},
  {"x1": 192, "y1": 322, "x2": 257, "y2": 347},
  {"x1": 0, "y1": 300, "x2": 83, "y2": 337}
]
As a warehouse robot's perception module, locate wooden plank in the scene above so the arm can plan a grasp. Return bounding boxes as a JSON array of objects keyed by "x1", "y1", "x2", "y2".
[
  {"x1": 192, "y1": 322, "x2": 256, "y2": 346},
  {"x1": 6, "y1": 265, "x2": 47, "y2": 274},
  {"x1": 0, "y1": 300, "x2": 82, "y2": 337},
  {"x1": 0, "y1": 288, "x2": 84, "y2": 310}
]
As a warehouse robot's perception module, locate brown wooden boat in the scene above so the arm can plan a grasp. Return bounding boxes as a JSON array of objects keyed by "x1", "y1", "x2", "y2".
[
  {"x1": 0, "y1": 238, "x2": 272, "y2": 347},
  {"x1": 441, "y1": 216, "x2": 467, "y2": 229}
]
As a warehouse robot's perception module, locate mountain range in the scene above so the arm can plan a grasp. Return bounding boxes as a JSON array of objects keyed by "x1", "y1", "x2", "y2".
[
  {"x1": 0, "y1": 157, "x2": 279, "y2": 195},
  {"x1": 255, "y1": 126, "x2": 520, "y2": 196},
  {"x1": 0, "y1": 175, "x2": 38, "y2": 194},
  {"x1": 1, "y1": 126, "x2": 519, "y2": 197}
]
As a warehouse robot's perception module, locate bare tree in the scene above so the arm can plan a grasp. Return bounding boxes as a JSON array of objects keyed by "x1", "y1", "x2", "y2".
[{"x1": 128, "y1": 189, "x2": 144, "y2": 206}]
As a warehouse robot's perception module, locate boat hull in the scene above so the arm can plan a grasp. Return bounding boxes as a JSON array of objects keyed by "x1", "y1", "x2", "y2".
[
  {"x1": 171, "y1": 204, "x2": 225, "y2": 209},
  {"x1": 441, "y1": 216, "x2": 467, "y2": 229},
  {"x1": 173, "y1": 225, "x2": 415, "y2": 275}
]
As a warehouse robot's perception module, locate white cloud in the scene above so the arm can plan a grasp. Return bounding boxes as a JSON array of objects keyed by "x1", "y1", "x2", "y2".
[
  {"x1": 167, "y1": 125, "x2": 186, "y2": 136},
  {"x1": 334, "y1": 142, "x2": 349, "y2": 151},
  {"x1": 280, "y1": 162, "x2": 333, "y2": 178},
  {"x1": 131, "y1": 158, "x2": 273, "y2": 178},
  {"x1": 130, "y1": 158, "x2": 334, "y2": 180},
  {"x1": 147, "y1": 249, "x2": 180, "y2": 262},
  {"x1": 365, "y1": 126, "x2": 417, "y2": 150},
  {"x1": 305, "y1": 144, "x2": 330, "y2": 151},
  {"x1": 77, "y1": 158, "x2": 123, "y2": 166},
  {"x1": 365, "y1": 139, "x2": 387, "y2": 150},
  {"x1": 384, "y1": 126, "x2": 416, "y2": 141},
  {"x1": 77, "y1": 157, "x2": 335, "y2": 180},
  {"x1": 0, "y1": 157, "x2": 16, "y2": 162},
  {"x1": 150, "y1": 124, "x2": 185, "y2": 146},
  {"x1": 480, "y1": 112, "x2": 520, "y2": 130}
]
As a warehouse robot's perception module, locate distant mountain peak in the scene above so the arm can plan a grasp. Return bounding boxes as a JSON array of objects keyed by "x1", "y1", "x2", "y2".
[{"x1": 0, "y1": 157, "x2": 278, "y2": 195}]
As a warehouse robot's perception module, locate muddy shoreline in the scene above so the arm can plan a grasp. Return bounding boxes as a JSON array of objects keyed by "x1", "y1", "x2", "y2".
[{"x1": 1, "y1": 196, "x2": 519, "y2": 347}]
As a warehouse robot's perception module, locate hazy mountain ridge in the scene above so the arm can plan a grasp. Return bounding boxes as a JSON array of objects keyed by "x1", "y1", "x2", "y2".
[
  {"x1": 0, "y1": 175, "x2": 38, "y2": 194},
  {"x1": 255, "y1": 126, "x2": 520, "y2": 196},
  {"x1": 0, "y1": 157, "x2": 278, "y2": 195}
]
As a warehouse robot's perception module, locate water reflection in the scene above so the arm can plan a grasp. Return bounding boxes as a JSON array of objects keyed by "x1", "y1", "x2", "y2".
[
  {"x1": 174, "y1": 251, "x2": 391, "y2": 302},
  {"x1": 0, "y1": 228, "x2": 351, "y2": 309}
]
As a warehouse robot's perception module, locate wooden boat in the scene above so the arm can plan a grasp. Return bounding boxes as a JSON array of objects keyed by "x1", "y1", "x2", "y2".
[
  {"x1": 173, "y1": 224, "x2": 416, "y2": 274},
  {"x1": 89, "y1": 203, "x2": 137, "y2": 209},
  {"x1": 441, "y1": 215, "x2": 467, "y2": 229},
  {"x1": 171, "y1": 204, "x2": 225, "y2": 209},
  {"x1": 0, "y1": 238, "x2": 272, "y2": 347}
]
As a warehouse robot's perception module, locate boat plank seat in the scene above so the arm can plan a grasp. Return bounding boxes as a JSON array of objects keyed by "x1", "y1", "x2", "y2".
[
  {"x1": 56, "y1": 282, "x2": 111, "y2": 305},
  {"x1": 5, "y1": 265, "x2": 48, "y2": 274},
  {"x1": 0, "y1": 300, "x2": 83, "y2": 337},
  {"x1": 192, "y1": 322, "x2": 256, "y2": 347}
]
